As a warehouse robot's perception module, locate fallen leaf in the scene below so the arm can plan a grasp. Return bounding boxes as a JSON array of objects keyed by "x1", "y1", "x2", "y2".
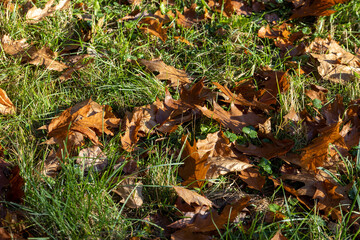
[
  {"x1": 134, "y1": 59, "x2": 190, "y2": 88},
  {"x1": 305, "y1": 84, "x2": 328, "y2": 103},
  {"x1": 1, "y1": 35, "x2": 30, "y2": 56},
  {"x1": 76, "y1": 146, "x2": 108, "y2": 172},
  {"x1": 271, "y1": 231, "x2": 288, "y2": 240},
  {"x1": 26, "y1": 0, "x2": 71, "y2": 23},
  {"x1": 0, "y1": 88, "x2": 15, "y2": 115},
  {"x1": 205, "y1": 156, "x2": 253, "y2": 179},
  {"x1": 176, "y1": 3, "x2": 206, "y2": 28},
  {"x1": 171, "y1": 230, "x2": 212, "y2": 240},
  {"x1": 196, "y1": 131, "x2": 231, "y2": 159},
  {"x1": 300, "y1": 122, "x2": 347, "y2": 172},
  {"x1": 235, "y1": 137, "x2": 294, "y2": 160},
  {"x1": 306, "y1": 38, "x2": 360, "y2": 83},
  {"x1": 39, "y1": 99, "x2": 120, "y2": 175},
  {"x1": 290, "y1": 0, "x2": 350, "y2": 19},
  {"x1": 239, "y1": 168, "x2": 266, "y2": 191},
  {"x1": 173, "y1": 186, "x2": 214, "y2": 210},
  {"x1": 320, "y1": 94, "x2": 344, "y2": 125},
  {"x1": 197, "y1": 101, "x2": 266, "y2": 134},
  {"x1": 113, "y1": 177, "x2": 144, "y2": 208},
  {"x1": 139, "y1": 17, "x2": 168, "y2": 42},
  {"x1": 184, "y1": 196, "x2": 250, "y2": 232},
  {"x1": 256, "y1": 70, "x2": 290, "y2": 105},
  {"x1": 178, "y1": 136, "x2": 210, "y2": 188},
  {"x1": 23, "y1": 46, "x2": 69, "y2": 71}
]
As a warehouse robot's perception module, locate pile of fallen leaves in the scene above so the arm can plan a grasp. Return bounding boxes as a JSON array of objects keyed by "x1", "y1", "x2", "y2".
[{"x1": 1, "y1": 0, "x2": 360, "y2": 239}]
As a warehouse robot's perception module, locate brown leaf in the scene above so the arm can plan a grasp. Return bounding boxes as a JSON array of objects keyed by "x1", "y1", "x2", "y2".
[
  {"x1": 235, "y1": 137, "x2": 294, "y2": 160},
  {"x1": 196, "y1": 131, "x2": 230, "y2": 159},
  {"x1": 185, "y1": 196, "x2": 250, "y2": 232},
  {"x1": 213, "y1": 82, "x2": 272, "y2": 111},
  {"x1": 239, "y1": 168, "x2": 266, "y2": 191},
  {"x1": 256, "y1": 70, "x2": 290, "y2": 105},
  {"x1": 40, "y1": 99, "x2": 120, "y2": 173},
  {"x1": 205, "y1": 157, "x2": 253, "y2": 179},
  {"x1": 135, "y1": 59, "x2": 190, "y2": 88},
  {"x1": 290, "y1": 0, "x2": 350, "y2": 19},
  {"x1": 300, "y1": 122, "x2": 347, "y2": 172},
  {"x1": 76, "y1": 146, "x2": 108, "y2": 172},
  {"x1": 305, "y1": 84, "x2": 328, "y2": 103},
  {"x1": 1, "y1": 35, "x2": 30, "y2": 56},
  {"x1": 23, "y1": 46, "x2": 69, "y2": 71},
  {"x1": 306, "y1": 38, "x2": 360, "y2": 83},
  {"x1": 26, "y1": 0, "x2": 71, "y2": 23},
  {"x1": 6, "y1": 166, "x2": 24, "y2": 204},
  {"x1": 197, "y1": 101, "x2": 266, "y2": 134},
  {"x1": 0, "y1": 88, "x2": 15, "y2": 115},
  {"x1": 113, "y1": 177, "x2": 144, "y2": 208},
  {"x1": 173, "y1": 186, "x2": 214, "y2": 209},
  {"x1": 139, "y1": 17, "x2": 168, "y2": 42},
  {"x1": 178, "y1": 136, "x2": 210, "y2": 188},
  {"x1": 174, "y1": 36, "x2": 194, "y2": 46},
  {"x1": 271, "y1": 231, "x2": 288, "y2": 240},
  {"x1": 208, "y1": 0, "x2": 234, "y2": 18},
  {"x1": 321, "y1": 94, "x2": 344, "y2": 125},
  {"x1": 171, "y1": 230, "x2": 211, "y2": 240},
  {"x1": 176, "y1": 3, "x2": 206, "y2": 28},
  {"x1": 232, "y1": 0, "x2": 252, "y2": 16}
]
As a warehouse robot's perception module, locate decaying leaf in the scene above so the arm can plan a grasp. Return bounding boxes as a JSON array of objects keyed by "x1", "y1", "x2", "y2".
[
  {"x1": 0, "y1": 88, "x2": 15, "y2": 115},
  {"x1": 134, "y1": 59, "x2": 190, "y2": 88},
  {"x1": 271, "y1": 231, "x2": 288, "y2": 240},
  {"x1": 113, "y1": 177, "x2": 144, "y2": 208},
  {"x1": 300, "y1": 122, "x2": 347, "y2": 172},
  {"x1": 197, "y1": 101, "x2": 266, "y2": 134},
  {"x1": 76, "y1": 146, "x2": 108, "y2": 172},
  {"x1": 196, "y1": 131, "x2": 231, "y2": 159},
  {"x1": 256, "y1": 70, "x2": 290, "y2": 105},
  {"x1": 39, "y1": 99, "x2": 119, "y2": 176},
  {"x1": 290, "y1": 0, "x2": 350, "y2": 19},
  {"x1": 236, "y1": 137, "x2": 294, "y2": 160},
  {"x1": 139, "y1": 17, "x2": 168, "y2": 42},
  {"x1": 24, "y1": 46, "x2": 69, "y2": 71},
  {"x1": 173, "y1": 186, "x2": 214, "y2": 210},
  {"x1": 205, "y1": 156, "x2": 253, "y2": 179},
  {"x1": 1, "y1": 35, "x2": 30, "y2": 56},
  {"x1": 169, "y1": 196, "x2": 250, "y2": 232},
  {"x1": 26, "y1": 0, "x2": 71, "y2": 23},
  {"x1": 179, "y1": 136, "x2": 210, "y2": 188},
  {"x1": 176, "y1": 3, "x2": 206, "y2": 28},
  {"x1": 59, "y1": 55, "x2": 94, "y2": 81},
  {"x1": 307, "y1": 38, "x2": 360, "y2": 83},
  {"x1": 239, "y1": 168, "x2": 266, "y2": 191}
]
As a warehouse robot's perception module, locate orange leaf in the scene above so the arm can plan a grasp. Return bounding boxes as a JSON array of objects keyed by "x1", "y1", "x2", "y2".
[
  {"x1": 0, "y1": 88, "x2": 15, "y2": 115},
  {"x1": 290, "y1": 0, "x2": 350, "y2": 19}
]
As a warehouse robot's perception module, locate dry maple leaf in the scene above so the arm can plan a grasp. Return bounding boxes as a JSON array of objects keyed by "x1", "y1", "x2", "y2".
[
  {"x1": 256, "y1": 70, "x2": 290, "y2": 105},
  {"x1": 76, "y1": 146, "x2": 108, "y2": 172},
  {"x1": 239, "y1": 168, "x2": 266, "y2": 191},
  {"x1": 112, "y1": 177, "x2": 144, "y2": 208},
  {"x1": 176, "y1": 3, "x2": 206, "y2": 28},
  {"x1": 271, "y1": 231, "x2": 288, "y2": 240},
  {"x1": 306, "y1": 38, "x2": 360, "y2": 83},
  {"x1": 134, "y1": 59, "x2": 190, "y2": 88},
  {"x1": 208, "y1": 0, "x2": 234, "y2": 18},
  {"x1": 173, "y1": 186, "x2": 214, "y2": 210},
  {"x1": 179, "y1": 136, "x2": 210, "y2": 188},
  {"x1": 290, "y1": 0, "x2": 350, "y2": 19},
  {"x1": 59, "y1": 55, "x2": 94, "y2": 81},
  {"x1": 139, "y1": 17, "x2": 168, "y2": 42},
  {"x1": 1, "y1": 35, "x2": 30, "y2": 56},
  {"x1": 40, "y1": 99, "x2": 120, "y2": 158},
  {"x1": 182, "y1": 196, "x2": 250, "y2": 232},
  {"x1": 300, "y1": 122, "x2": 347, "y2": 172},
  {"x1": 0, "y1": 88, "x2": 15, "y2": 115},
  {"x1": 23, "y1": 46, "x2": 69, "y2": 71},
  {"x1": 205, "y1": 156, "x2": 253, "y2": 179},
  {"x1": 213, "y1": 82, "x2": 272, "y2": 111},
  {"x1": 235, "y1": 137, "x2": 294, "y2": 160},
  {"x1": 26, "y1": 0, "x2": 71, "y2": 23},
  {"x1": 320, "y1": 94, "x2": 344, "y2": 125},
  {"x1": 197, "y1": 101, "x2": 266, "y2": 134},
  {"x1": 196, "y1": 131, "x2": 231, "y2": 159}
]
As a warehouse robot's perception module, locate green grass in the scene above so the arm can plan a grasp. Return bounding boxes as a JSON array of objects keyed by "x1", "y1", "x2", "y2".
[{"x1": 1, "y1": 0, "x2": 360, "y2": 239}]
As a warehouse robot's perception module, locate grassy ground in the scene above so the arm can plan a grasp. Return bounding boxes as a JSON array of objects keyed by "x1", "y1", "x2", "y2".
[{"x1": 1, "y1": 0, "x2": 360, "y2": 239}]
